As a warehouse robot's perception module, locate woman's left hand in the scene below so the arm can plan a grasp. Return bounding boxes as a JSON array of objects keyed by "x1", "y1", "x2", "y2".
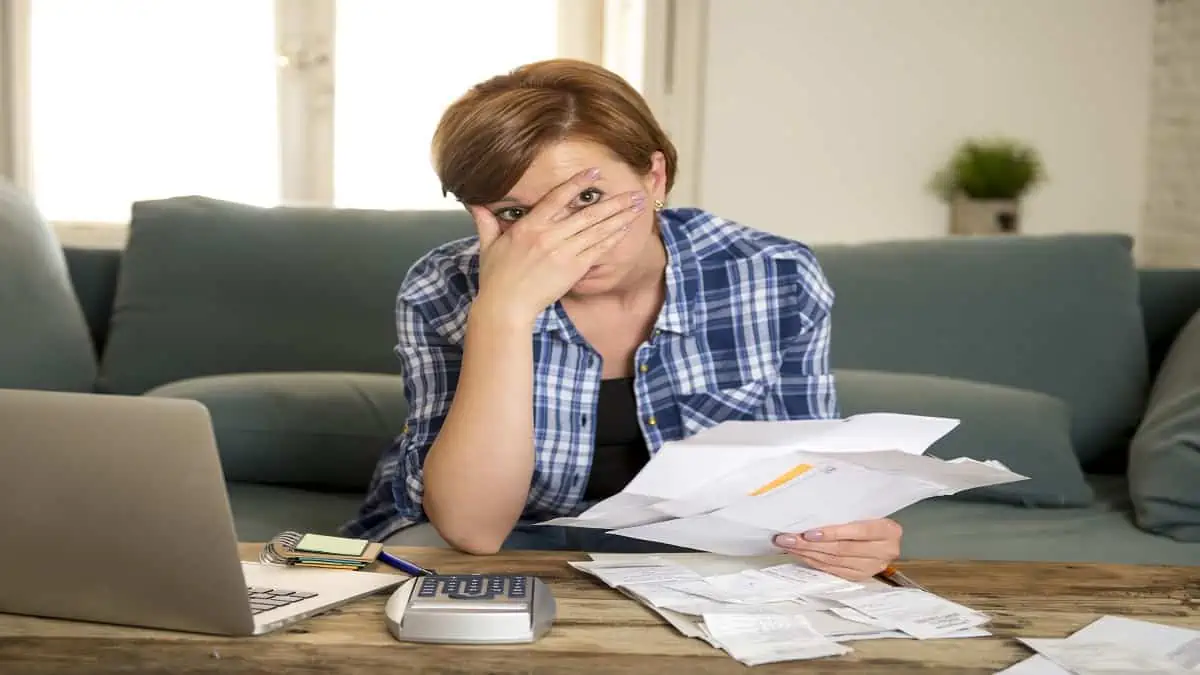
[{"x1": 772, "y1": 519, "x2": 903, "y2": 581}]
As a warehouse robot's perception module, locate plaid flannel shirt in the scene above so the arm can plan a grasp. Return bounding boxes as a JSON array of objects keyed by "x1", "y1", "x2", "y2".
[{"x1": 342, "y1": 207, "x2": 837, "y2": 541}]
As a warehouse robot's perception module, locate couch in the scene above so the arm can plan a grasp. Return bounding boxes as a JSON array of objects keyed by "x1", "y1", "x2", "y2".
[{"x1": 5, "y1": 193, "x2": 1199, "y2": 566}]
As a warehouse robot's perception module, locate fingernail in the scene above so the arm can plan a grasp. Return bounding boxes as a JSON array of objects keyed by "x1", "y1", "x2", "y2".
[
  {"x1": 586, "y1": 167, "x2": 600, "y2": 179},
  {"x1": 774, "y1": 534, "x2": 797, "y2": 547},
  {"x1": 631, "y1": 195, "x2": 645, "y2": 212},
  {"x1": 803, "y1": 530, "x2": 824, "y2": 541}
]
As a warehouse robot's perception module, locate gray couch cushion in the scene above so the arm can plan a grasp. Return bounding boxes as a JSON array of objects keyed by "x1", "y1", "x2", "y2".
[
  {"x1": 1129, "y1": 309, "x2": 1200, "y2": 541},
  {"x1": 893, "y1": 476, "x2": 1200, "y2": 565},
  {"x1": 97, "y1": 196, "x2": 476, "y2": 394},
  {"x1": 147, "y1": 372, "x2": 406, "y2": 493},
  {"x1": 836, "y1": 369, "x2": 1093, "y2": 507},
  {"x1": 813, "y1": 234, "x2": 1148, "y2": 470},
  {"x1": 0, "y1": 180, "x2": 97, "y2": 391}
]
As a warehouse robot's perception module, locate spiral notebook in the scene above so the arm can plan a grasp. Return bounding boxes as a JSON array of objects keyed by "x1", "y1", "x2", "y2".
[{"x1": 260, "y1": 531, "x2": 383, "y2": 570}]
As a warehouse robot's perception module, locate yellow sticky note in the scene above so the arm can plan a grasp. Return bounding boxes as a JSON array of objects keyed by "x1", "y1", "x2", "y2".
[
  {"x1": 294, "y1": 533, "x2": 368, "y2": 557},
  {"x1": 749, "y1": 464, "x2": 812, "y2": 496}
]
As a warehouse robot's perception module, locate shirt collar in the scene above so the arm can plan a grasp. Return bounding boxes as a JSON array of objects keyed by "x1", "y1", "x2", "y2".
[
  {"x1": 530, "y1": 208, "x2": 701, "y2": 337},
  {"x1": 654, "y1": 208, "x2": 700, "y2": 336}
]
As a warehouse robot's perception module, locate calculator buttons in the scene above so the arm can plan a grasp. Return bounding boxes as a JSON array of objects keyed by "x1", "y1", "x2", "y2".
[
  {"x1": 417, "y1": 579, "x2": 438, "y2": 598},
  {"x1": 411, "y1": 575, "x2": 531, "y2": 604}
]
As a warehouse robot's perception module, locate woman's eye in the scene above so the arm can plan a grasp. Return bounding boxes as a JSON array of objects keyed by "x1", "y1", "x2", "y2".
[
  {"x1": 494, "y1": 207, "x2": 526, "y2": 223},
  {"x1": 573, "y1": 188, "x2": 603, "y2": 208}
]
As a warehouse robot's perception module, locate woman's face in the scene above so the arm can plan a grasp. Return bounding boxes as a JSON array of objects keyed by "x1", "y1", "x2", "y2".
[{"x1": 480, "y1": 139, "x2": 668, "y2": 296}]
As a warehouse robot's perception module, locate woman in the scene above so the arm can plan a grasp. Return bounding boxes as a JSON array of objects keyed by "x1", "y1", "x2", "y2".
[{"x1": 344, "y1": 59, "x2": 901, "y2": 581}]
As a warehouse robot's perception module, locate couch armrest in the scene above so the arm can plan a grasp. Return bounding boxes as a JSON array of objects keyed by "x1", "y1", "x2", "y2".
[{"x1": 146, "y1": 372, "x2": 406, "y2": 493}]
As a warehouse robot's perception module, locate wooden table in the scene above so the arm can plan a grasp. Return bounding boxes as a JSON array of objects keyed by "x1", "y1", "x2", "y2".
[{"x1": 0, "y1": 545, "x2": 1196, "y2": 674}]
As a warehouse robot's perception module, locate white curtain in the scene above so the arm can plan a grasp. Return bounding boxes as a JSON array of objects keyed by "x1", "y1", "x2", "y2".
[{"x1": 0, "y1": 0, "x2": 31, "y2": 187}]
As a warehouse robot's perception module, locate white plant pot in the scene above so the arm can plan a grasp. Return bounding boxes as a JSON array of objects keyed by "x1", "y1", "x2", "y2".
[{"x1": 949, "y1": 197, "x2": 1021, "y2": 235}]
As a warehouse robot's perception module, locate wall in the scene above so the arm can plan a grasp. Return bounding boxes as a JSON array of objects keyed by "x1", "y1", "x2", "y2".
[
  {"x1": 1142, "y1": 0, "x2": 1200, "y2": 267},
  {"x1": 694, "y1": 0, "x2": 1156, "y2": 246}
]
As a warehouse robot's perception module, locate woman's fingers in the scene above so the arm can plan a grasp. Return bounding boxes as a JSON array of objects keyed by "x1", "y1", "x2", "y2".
[
  {"x1": 559, "y1": 195, "x2": 644, "y2": 257},
  {"x1": 468, "y1": 205, "x2": 502, "y2": 251},
  {"x1": 523, "y1": 167, "x2": 603, "y2": 225},
  {"x1": 557, "y1": 190, "x2": 645, "y2": 239}
]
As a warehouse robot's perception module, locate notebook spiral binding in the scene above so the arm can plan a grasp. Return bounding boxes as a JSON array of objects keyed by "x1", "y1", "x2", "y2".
[{"x1": 259, "y1": 530, "x2": 305, "y2": 566}]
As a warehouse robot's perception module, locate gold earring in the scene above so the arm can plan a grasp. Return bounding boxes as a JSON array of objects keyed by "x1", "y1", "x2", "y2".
[{"x1": 654, "y1": 199, "x2": 665, "y2": 211}]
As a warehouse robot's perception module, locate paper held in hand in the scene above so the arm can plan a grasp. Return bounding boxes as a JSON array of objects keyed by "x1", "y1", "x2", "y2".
[{"x1": 539, "y1": 413, "x2": 1028, "y2": 555}]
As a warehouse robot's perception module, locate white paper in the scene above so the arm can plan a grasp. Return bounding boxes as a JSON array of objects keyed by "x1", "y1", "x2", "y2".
[
  {"x1": 1005, "y1": 615, "x2": 1200, "y2": 674},
  {"x1": 567, "y1": 560, "x2": 700, "y2": 587},
  {"x1": 1169, "y1": 638, "x2": 1200, "y2": 669},
  {"x1": 554, "y1": 414, "x2": 1026, "y2": 554},
  {"x1": 608, "y1": 512, "x2": 784, "y2": 556},
  {"x1": 760, "y1": 563, "x2": 864, "y2": 595},
  {"x1": 681, "y1": 413, "x2": 960, "y2": 456},
  {"x1": 832, "y1": 588, "x2": 990, "y2": 639},
  {"x1": 649, "y1": 452, "x2": 813, "y2": 518},
  {"x1": 1019, "y1": 638, "x2": 1193, "y2": 674},
  {"x1": 701, "y1": 613, "x2": 851, "y2": 666},
  {"x1": 666, "y1": 569, "x2": 814, "y2": 604},
  {"x1": 576, "y1": 552, "x2": 992, "y2": 667},
  {"x1": 539, "y1": 492, "x2": 671, "y2": 528}
]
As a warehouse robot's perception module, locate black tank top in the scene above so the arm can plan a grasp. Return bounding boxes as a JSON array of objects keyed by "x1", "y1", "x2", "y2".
[{"x1": 584, "y1": 377, "x2": 651, "y2": 500}]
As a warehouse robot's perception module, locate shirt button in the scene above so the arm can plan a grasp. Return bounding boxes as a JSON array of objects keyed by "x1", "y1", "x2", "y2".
[
  {"x1": 647, "y1": 416, "x2": 657, "y2": 426},
  {"x1": 639, "y1": 363, "x2": 649, "y2": 373}
]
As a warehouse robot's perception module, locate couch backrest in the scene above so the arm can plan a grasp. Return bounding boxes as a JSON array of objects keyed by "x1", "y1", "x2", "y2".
[
  {"x1": 811, "y1": 233, "x2": 1150, "y2": 470},
  {"x1": 91, "y1": 196, "x2": 476, "y2": 395},
  {"x1": 62, "y1": 208, "x2": 1200, "y2": 470}
]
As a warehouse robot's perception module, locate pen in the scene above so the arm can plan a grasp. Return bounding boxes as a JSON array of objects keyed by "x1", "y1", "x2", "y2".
[
  {"x1": 377, "y1": 550, "x2": 438, "y2": 577},
  {"x1": 878, "y1": 565, "x2": 926, "y2": 591}
]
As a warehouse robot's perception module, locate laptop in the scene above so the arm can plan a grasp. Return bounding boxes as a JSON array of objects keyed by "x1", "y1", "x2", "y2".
[{"x1": 0, "y1": 387, "x2": 404, "y2": 636}]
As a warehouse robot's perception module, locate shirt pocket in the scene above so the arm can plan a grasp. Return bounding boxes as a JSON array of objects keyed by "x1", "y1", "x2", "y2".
[{"x1": 676, "y1": 378, "x2": 772, "y2": 437}]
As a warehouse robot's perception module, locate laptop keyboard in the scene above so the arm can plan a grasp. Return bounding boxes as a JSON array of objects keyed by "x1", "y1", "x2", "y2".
[{"x1": 247, "y1": 586, "x2": 318, "y2": 614}]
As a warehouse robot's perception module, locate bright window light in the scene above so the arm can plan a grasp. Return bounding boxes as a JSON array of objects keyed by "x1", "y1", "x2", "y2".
[
  {"x1": 29, "y1": 0, "x2": 280, "y2": 223},
  {"x1": 332, "y1": 0, "x2": 560, "y2": 210}
]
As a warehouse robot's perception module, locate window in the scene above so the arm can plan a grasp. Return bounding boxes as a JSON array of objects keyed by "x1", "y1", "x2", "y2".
[
  {"x1": 17, "y1": 0, "x2": 649, "y2": 226},
  {"x1": 333, "y1": 0, "x2": 560, "y2": 210},
  {"x1": 29, "y1": 0, "x2": 280, "y2": 224}
]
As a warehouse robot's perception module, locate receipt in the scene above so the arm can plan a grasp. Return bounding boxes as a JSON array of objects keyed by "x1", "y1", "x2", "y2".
[
  {"x1": 568, "y1": 560, "x2": 701, "y2": 588},
  {"x1": 667, "y1": 569, "x2": 811, "y2": 604},
  {"x1": 1019, "y1": 638, "x2": 1195, "y2": 674},
  {"x1": 833, "y1": 588, "x2": 989, "y2": 639},
  {"x1": 701, "y1": 613, "x2": 851, "y2": 666},
  {"x1": 1168, "y1": 638, "x2": 1200, "y2": 670},
  {"x1": 760, "y1": 563, "x2": 864, "y2": 595}
]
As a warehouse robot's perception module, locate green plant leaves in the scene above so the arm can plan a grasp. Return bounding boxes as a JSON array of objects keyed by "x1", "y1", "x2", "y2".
[{"x1": 930, "y1": 137, "x2": 1046, "y2": 202}]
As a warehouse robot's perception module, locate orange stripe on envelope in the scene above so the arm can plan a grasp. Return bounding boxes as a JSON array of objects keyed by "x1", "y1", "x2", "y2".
[{"x1": 749, "y1": 464, "x2": 812, "y2": 496}]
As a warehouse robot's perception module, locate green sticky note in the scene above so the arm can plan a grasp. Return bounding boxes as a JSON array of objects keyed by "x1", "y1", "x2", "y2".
[{"x1": 294, "y1": 533, "x2": 368, "y2": 557}]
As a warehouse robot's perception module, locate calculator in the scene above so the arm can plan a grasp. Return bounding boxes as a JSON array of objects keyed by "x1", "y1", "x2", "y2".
[{"x1": 384, "y1": 574, "x2": 556, "y2": 644}]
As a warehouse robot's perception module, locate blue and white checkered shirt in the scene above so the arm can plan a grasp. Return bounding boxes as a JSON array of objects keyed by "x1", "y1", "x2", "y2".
[{"x1": 342, "y1": 207, "x2": 837, "y2": 541}]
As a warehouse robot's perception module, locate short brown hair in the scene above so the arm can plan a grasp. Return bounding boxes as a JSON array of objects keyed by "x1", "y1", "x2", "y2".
[{"x1": 431, "y1": 59, "x2": 678, "y2": 205}]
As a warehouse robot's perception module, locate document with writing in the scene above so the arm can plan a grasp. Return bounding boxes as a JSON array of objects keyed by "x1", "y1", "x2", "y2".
[
  {"x1": 572, "y1": 552, "x2": 991, "y2": 666},
  {"x1": 1000, "y1": 614, "x2": 1200, "y2": 674},
  {"x1": 542, "y1": 413, "x2": 1027, "y2": 555}
]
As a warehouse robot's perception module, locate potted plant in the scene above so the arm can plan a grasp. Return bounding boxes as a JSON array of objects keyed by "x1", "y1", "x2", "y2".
[{"x1": 929, "y1": 137, "x2": 1046, "y2": 235}]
